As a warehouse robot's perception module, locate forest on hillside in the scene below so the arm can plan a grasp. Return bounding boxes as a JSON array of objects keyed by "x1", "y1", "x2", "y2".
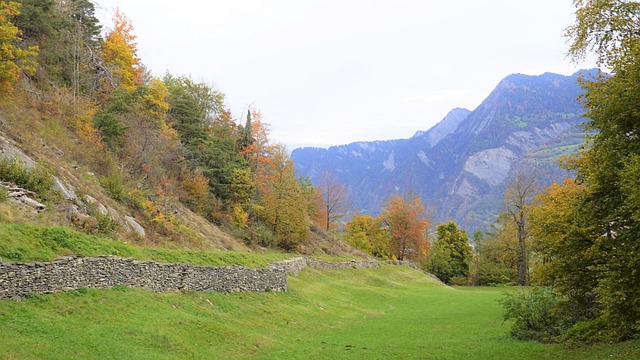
[{"x1": 1, "y1": 0, "x2": 639, "y2": 345}]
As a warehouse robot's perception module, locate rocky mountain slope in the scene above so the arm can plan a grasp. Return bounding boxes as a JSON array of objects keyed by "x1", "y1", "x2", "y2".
[{"x1": 292, "y1": 70, "x2": 594, "y2": 231}]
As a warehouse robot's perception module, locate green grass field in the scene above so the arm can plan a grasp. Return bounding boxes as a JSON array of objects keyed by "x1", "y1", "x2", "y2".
[{"x1": 1, "y1": 264, "x2": 639, "y2": 359}]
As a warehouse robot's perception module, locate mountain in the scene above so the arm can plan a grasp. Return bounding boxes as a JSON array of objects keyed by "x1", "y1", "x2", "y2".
[{"x1": 292, "y1": 70, "x2": 594, "y2": 231}]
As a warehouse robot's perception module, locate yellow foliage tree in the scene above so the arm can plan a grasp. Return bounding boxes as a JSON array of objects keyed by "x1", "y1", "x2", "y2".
[
  {"x1": 101, "y1": 8, "x2": 142, "y2": 93},
  {"x1": 257, "y1": 144, "x2": 309, "y2": 250},
  {"x1": 141, "y1": 78, "x2": 170, "y2": 121},
  {"x1": 0, "y1": 1, "x2": 37, "y2": 92}
]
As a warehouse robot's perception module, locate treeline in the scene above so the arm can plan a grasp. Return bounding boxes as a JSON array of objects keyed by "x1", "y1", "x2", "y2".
[{"x1": 0, "y1": 0, "x2": 340, "y2": 249}]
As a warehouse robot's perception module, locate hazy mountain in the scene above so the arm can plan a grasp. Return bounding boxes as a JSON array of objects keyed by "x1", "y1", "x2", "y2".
[{"x1": 292, "y1": 70, "x2": 595, "y2": 232}]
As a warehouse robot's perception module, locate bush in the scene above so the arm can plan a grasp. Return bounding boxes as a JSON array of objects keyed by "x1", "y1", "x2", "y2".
[
  {"x1": 500, "y1": 287, "x2": 569, "y2": 343},
  {"x1": 0, "y1": 158, "x2": 56, "y2": 199},
  {"x1": 101, "y1": 172, "x2": 125, "y2": 201}
]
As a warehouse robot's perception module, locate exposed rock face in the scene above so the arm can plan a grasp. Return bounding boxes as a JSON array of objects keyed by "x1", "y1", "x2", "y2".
[
  {"x1": 53, "y1": 177, "x2": 77, "y2": 201},
  {"x1": 462, "y1": 147, "x2": 517, "y2": 187},
  {"x1": 84, "y1": 195, "x2": 108, "y2": 216},
  {"x1": 0, "y1": 136, "x2": 36, "y2": 169},
  {"x1": 417, "y1": 108, "x2": 471, "y2": 147}
]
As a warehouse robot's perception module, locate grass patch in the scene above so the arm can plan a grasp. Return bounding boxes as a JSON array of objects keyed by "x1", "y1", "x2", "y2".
[
  {"x1": 0, "y1": 265, "x2": 638, "y2": 359},
  {"x1": 0, "y1": 222, "x2": 291, "y2": 267}
]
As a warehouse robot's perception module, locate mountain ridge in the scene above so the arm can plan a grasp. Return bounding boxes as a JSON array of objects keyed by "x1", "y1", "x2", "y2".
[{"x1": 292, "y1": 70, "x2": 594, "y2": 231}]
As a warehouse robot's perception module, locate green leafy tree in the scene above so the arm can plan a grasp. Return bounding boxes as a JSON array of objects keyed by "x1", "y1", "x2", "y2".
[
  {"x1": 516, "y1": 0, "x2": 640, "y2": 342},
  {"x1": 426, "y1": 221, "x2": 472, "y2": 285}
]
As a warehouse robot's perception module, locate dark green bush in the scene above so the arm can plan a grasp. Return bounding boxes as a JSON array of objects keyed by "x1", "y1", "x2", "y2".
[{"x1": 500, "y1": 287, "x2": 569, "y2": 343}]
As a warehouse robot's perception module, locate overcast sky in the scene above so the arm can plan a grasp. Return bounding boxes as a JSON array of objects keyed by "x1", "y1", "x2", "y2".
[{"x1": 94, "y1": 1, "x2": 593, "y2": 149}]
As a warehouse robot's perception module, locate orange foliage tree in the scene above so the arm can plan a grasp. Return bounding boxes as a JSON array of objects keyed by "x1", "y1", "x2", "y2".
[
  {"x1": 101, "y1": 8, "x2": 142, "y2": 93},
  {"x1": 381, "y1": 194, "x2": 430, "y2": 261},
  {"x1": 239, "y1": 109, "x2": 271, "y2": 178}
]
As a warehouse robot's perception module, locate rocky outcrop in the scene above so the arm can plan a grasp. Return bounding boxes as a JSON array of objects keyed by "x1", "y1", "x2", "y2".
[
  {"x1": 1, "y1": 182, "x2": 46, "y2": 213},
  {"x1": 125, "y1": 216, "x2": 145, "y2": 237}
]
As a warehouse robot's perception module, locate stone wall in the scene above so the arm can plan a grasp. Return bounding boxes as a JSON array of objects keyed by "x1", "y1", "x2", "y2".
[
  {"x1": 305, "y1": 258, "x2": 379, "y2": 270},
  {"x1": 268, "y1": 257, "x2": 308, "y2": 276},
  {"x1": 0, "y1": 256, "x2": 384, "y2": 300},
  {"x1": 0, "y1": 256, "x2": 287, "y2": 299},
  {"x1": 269, "y1": 257, "x2": 379, "y2": 276}
]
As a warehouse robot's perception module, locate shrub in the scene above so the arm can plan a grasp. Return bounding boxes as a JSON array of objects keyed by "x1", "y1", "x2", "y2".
[
  {"x1": 500, "y1": 287, "x2": 569, "y2": 343},
  {"x1": 0, "y1": 158, "x2": 56, "y2": 199},
  {"x1": 0, "y1": 187, "x2": 8, "y2": 202},
  {"x1": 101, "y1": 172, "x2": 125, "y2": 201}
]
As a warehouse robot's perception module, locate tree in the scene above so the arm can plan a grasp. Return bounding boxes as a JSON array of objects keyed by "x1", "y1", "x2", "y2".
[
  {"x1": 256, "y1": 144, "x2": 309, "y2": 250},
  {"x1": 0, "y1": 1, "x2": 37, "y2": 92},
  {"x1": 381, "y1": 194, "x2": 429, "y2": 261},
  {"x1": 343, "y1": 214, "x2": 391, "y2": 258},
  {"x1": 426, "y1": 221, "x2": 473, "y2": 285},
  {"x1": 566, "y1": 0, "x2": 640, "y2": 69},
  {"x1": 101, "y1": 8, "x2": 142, "y2": 93},
  {"x1": 524, "y1": 0, "x2": 640, "y2": 341},
  {"x1": 528, "y1": 178, "x2": 596, "y2": 314},
  {"x1": 504, "y1": 171, "x2": 538, "y2": 286},
  {"x1": 317, "y1": 170, "x2": 349, "y2": 231}
]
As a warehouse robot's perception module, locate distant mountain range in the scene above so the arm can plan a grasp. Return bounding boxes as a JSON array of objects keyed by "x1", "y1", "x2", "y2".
[{"x1": 292, "y1": 70, "x2": 596, "y2": 232}]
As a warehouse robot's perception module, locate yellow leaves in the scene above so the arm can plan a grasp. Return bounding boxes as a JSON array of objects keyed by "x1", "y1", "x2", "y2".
[
  {"x1": 0, "y1": 1, "x2": 38, "y2": 93},
  {"x1": 101, "y1": 8, "x2": 142, "y2": 93},
  {"x1": 141, "y1": 78, "x2": 170, "y2": 121}
]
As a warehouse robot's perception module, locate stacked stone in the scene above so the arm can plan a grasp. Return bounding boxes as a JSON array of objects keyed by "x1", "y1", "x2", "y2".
[{"x1": 0, "y1": 256, "x2": 287, "y2": 299}]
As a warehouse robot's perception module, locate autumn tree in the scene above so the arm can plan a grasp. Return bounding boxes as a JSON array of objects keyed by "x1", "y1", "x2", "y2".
[
  {"x1": 256, "y1": 144, "x2": 309, "y2": 250},
  {"x1": 239, "y1": 109, "x2": 271, "y2": 177},
  {"x1": 381, "y1": 194, "x2": 429, "y2": 261},
  {"x1": 0, "y1": 1, "x2": 37, "y2": 92},
  {"x1": 343, "y1": 214, "x2": 391, "y2": 258},
  {"x1": 101, "y1": 8, "x2": 142, "y2": 93},
  {"x1": 473, "y1": 214, "x2": 519, "y2": 285},
  {"x1": 317, "y1": 170, "x2": 349, "y2": 231},
  {"x1": 547, "y1": 0, "x2": 640, "y2": 340},
  {"x1": 504, "y1": 0, "x2": 640, "y2": 342},
  {"x1": 528, "y1": 179, "x2": 596, "y2": 307},
  {"x1": 426, "y1": 221, "x2": 473, "y2": 285},
  {"x1": 503, "y1": 171, "x2": 538, "y2": 286}
]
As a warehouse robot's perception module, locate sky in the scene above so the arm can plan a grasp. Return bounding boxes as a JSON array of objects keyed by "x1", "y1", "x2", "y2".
[{"x1": 94, "y1": 1, "x2": 594, "y2": 149}]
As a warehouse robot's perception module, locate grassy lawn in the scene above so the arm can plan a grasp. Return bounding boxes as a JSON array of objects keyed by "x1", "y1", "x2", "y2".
[{"x1": 1, "y1": 264, "x2": 639, "y2": 359}]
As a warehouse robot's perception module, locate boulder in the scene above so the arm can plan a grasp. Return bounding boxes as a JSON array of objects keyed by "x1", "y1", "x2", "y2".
[{"x1": 125, "y1": 216, "x2": 145, "y2": 237}]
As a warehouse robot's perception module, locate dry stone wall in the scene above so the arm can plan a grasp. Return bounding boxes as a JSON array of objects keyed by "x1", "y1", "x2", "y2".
[
  {"x1": 268, "y1": 257, "x2": 378, "y2": 276},
  {"x1": 0, "y1": 256, "x2": 382, "y2": 300},
  {"x1": 0, "y1": 256, "x2": 287, "y2": 299}
]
